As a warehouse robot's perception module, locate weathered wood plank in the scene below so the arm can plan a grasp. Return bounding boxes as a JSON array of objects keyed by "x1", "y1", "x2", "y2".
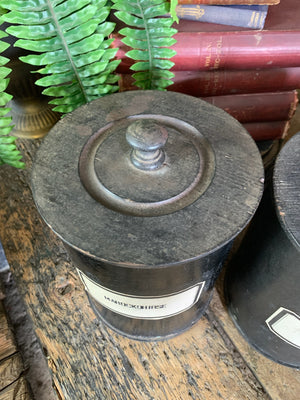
[
  {"x1": 0, "y1": 377, "x2": 31, "y2": 400},
  {"x1": 0, "y1": 353, "x2": 24, "y2": 392},
  {"x1": 0, "y1": 268, "x2": 58, "y2": 400},
  {"x1": 0, "y1": 286, "x2": 32, "y2": 399},
  {"x1": 0, "y1": 303, "x2": 17, "y2": 361}
]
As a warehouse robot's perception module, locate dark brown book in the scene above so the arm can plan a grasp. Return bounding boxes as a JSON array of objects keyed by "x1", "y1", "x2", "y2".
[
  {"x1": 118, "y1": 74, "x2": 298, "y2": 125},
  {"x1": 118, "y1": 68, "x2": 300, "y2": 97},
  {"x1": 242, "y1": 120, "x2": 290, "y2": 141},
  {"x1": 203, "y1": 90, "x2": 298, "y2": 123}
]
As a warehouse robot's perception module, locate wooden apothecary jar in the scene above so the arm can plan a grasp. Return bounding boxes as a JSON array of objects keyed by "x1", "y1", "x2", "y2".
[{"x1": 31, "y1": 91, "x2": 263, "y2": 340}]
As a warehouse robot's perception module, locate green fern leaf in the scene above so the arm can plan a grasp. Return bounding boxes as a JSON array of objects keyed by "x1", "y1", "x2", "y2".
[
  {"x1": 169, "y1": 0, "x2": 179, "y2": 23},
  {"x1": 112, "y1": 0, "x2": 177, "y2": 90},
  {"x1": 2, "y1": 0, "x2": 120, "y2": 114},
  {"x1": 0, "y1": 31, "x2": 24, "y2": 169},
  {"x1": 130, "y1": 59, "x2": 174, "y2": 71}
]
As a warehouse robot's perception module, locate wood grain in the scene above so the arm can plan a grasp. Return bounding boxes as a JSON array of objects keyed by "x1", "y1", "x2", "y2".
[
  {"x1": 0, "y1": 139, "x2": 298, "y2": 400},
  {"x1": 0, "y1": 377, "x2": 31, "y2": 400},
  {"x1": 0, "y1": 303, "x2": 17, "y2": 361},
  {"x1": 0, "y1": 295, "x2": 32, "y2": 399},
  {"x1": 0, "y1": 353, "x2": 24, "y2": 391}
]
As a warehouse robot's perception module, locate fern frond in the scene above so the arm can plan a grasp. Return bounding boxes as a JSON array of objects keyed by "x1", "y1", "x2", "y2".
[
  {"x1": 0, "y1": 31, "x2": 24, "y2": 169},
  {"x1": 2, "y1": 0, "x2": 120, "y2": 114},
  {"x1": 112, "y1": 0, "x2": 177, "y2": 90},
  {"x1": 169, "y1": 0, "x2": 179, "y2": 23}
]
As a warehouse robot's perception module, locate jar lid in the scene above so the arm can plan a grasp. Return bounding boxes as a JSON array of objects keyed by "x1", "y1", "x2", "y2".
[
  {"x1": 79, "y1": 112, "x2": 215, "y2": 217},
  {"x1": 31, "y1": 91, "x2": 264, "y2": 266},
  {"x1": 274, "y1": 132, "x2": 300, "y2": 248}
]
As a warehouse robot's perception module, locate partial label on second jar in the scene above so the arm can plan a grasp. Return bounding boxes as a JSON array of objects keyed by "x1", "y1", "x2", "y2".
[
  {"x1": 266, "y1": 307, "x2": 300, "y2": 349},
  {"x1": 77, "y1": 270, "x2": 205, "y2": 320}
]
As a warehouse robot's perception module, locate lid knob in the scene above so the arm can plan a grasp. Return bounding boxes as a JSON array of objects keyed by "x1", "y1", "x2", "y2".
[{"x1": 126, "y1": 119, "x2": 168, "y2": 170}]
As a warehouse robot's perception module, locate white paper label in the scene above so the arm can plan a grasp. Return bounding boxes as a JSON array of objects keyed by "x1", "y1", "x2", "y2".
[
  {"x1": 78, "y1": 270, "x2": 205, "y2": 320},
  {"x1": 265, "y1": 307, "x2": 300, "y2": 349}
]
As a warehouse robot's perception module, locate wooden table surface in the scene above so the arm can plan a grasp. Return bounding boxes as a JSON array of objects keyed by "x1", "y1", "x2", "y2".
[
  {"x1": 0, "y1": 139, "x2": 299, "y2": 400},
  {"x1": 0, "y1": 286, "x2": 31, "y2": 400}
]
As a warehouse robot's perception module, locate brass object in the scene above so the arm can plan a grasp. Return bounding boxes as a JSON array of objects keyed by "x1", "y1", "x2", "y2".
[
  {"x1": 2, "y1": 27, "x2": 60, "y2": 139},
  {"x1": 7, "y1": 61, "x2": 60, "y2": 139}
]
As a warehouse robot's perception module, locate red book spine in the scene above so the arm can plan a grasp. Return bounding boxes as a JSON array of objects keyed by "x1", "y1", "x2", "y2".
[
  {"x1": 242, "y1": 120, "x2": 290, "y2": 141},
  {"x1": 112, "y1": 31, "x2": 300, "y2": 72},
  {"x1": 176, "y1": 1, "x2": 279, "y2": 4},
  {"x1": 203, "y1": 91, "x2": 298, "y2": 123},
  {"x1": 118, "y1": 73, "x2": 298, "y2": 126},
  {"x1": 118, "y1": 67, "x2": 300, "y2": 97}
]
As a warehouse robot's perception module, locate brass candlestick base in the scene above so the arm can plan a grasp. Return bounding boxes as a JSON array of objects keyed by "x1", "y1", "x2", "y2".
[
  {"x1": 9, "y1": 97, "x2": 60, "y2": 139},
  {"x1": 5, "y1": 52, "x2": 61, "y2": 139}
]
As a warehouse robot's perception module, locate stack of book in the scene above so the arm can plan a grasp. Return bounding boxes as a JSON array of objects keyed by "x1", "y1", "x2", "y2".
[
  {"x1": 170, "y1": 1, "x2": 273, "y2": 30},
  {"x1": 114, "y1": 0, "x2": 300, "y2": 142}
]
